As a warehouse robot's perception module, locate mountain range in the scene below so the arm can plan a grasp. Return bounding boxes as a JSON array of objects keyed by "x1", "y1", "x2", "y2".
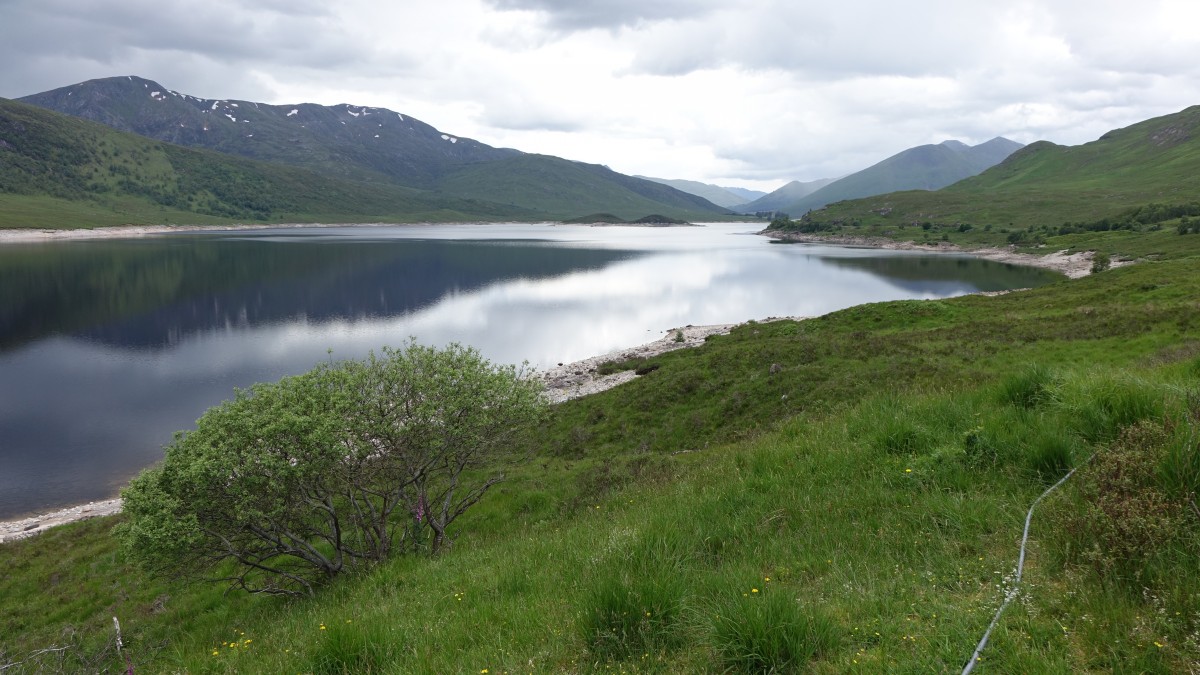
[
  {"x1": 635, "y1": 177, "x2": 766, "y2": 209},
  {"x1": 9, "y1": 75, "x2": 1191, "y2": 234},
  {"x1": 3, "y1": 76, "x2": 731, "y2": 226},
  {"x1": 788, "y1": 104, "x2": 1200, "y2": 229},
  {"x1": 741, "y1": 137, "x2": 1023, "y2": 216},
  {"x1": 734, "y1": 177, "x2": 840, "y2": 213}
]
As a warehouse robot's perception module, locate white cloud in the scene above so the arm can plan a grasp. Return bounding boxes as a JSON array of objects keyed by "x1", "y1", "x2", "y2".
[{"x1": 2, "y1": 0, "x2": 1199, "y2": 190}]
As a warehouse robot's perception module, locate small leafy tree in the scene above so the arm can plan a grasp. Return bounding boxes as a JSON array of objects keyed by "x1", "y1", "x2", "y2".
[{"x1": 119, "y1": 341, "x2": 546, "y2": 595}]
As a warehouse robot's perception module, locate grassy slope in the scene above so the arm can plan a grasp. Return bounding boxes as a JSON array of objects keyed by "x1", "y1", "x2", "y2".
[
  {"x1": 780, "y1": 142, "x2": 1002, "y2": 215},
  {"x1": 438, "y1": 154, "x2": 733, "y2": 222},
  {"x1": 3, "y1": 241, "x2": 1199, "y2": 672},
  {"x1": 19, "y1": 76, "x2": 520, "y2": 190},
  {"x1": 15, "y1": 77, "x2": 733, "y2": 227},
  {"x1": 792, "y1": 105, "x2": 1200, "y2": 229},
  {"x1": 0, "y1": 98, "x2": 535, "y2": 228}
]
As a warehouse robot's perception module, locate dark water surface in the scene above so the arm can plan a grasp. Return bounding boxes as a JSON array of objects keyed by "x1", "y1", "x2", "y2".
[{"x1": 0, "y1": 223, "x2": 1062, "y2": 518}]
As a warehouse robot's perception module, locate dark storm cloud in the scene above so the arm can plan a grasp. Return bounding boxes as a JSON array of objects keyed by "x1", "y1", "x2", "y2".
[{"x1": 484, "y1": 0, "x2": 722, "y2": 30}]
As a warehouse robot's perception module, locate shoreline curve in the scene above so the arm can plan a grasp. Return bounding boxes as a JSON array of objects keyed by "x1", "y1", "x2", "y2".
[{"x1": 2, "y1": 225, "x2": 1118, "y2": 541}]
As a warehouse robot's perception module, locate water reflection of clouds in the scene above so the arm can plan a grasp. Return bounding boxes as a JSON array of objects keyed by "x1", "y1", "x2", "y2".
[
  {"x1": 0, "y1": 225, "x2": 1056, "y2": 517},
  {"x1": 77, "y1": 244, "x2": 976, "y2": 376}
]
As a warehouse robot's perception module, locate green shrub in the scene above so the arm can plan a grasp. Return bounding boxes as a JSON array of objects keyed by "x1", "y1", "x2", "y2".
[
  {"x1": 118, "y1": 341, "x2": 547, "y2": 596},
  {"x1": 635, "y1": 362, "x2": 661, "y2": 376},
  {"x1": 596, "y1": 357, "x2": 650, "y2": 376},
  {"x1": 1062, "y1": 421, "x2": 1195, "y2": 584},
  {"x1": 709, "y1": 590, "x2": 839, "y2": 672}
]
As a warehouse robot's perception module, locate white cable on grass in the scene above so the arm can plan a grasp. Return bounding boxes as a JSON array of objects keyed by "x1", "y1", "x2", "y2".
[{"x1": 961, "y1": 465, "x2": 1082, "y2": 674}]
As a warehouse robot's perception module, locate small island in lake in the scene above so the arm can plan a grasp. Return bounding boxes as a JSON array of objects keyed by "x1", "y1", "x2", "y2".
[{"x1": 560, "y1": 213, "x2": 697, "y2": 226}]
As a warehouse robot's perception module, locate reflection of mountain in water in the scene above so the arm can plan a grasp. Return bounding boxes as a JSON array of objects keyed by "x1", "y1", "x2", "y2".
[
  {"x1": 0, "y1": 238, "x2": 637, "y2": 352},
  {"x1": 817, "y1": 254, "x2": 1063, "y2": 293}
]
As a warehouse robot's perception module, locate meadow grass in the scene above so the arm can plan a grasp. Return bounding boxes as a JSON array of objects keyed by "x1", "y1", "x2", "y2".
[{"x1": 3, "y1": 248, "x2": 1200, "y2": 672}]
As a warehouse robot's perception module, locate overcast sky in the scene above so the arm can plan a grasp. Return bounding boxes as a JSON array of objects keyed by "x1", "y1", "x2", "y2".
[{"x1": 2, "y1": 0, "x2": 1198, "y2": 191}]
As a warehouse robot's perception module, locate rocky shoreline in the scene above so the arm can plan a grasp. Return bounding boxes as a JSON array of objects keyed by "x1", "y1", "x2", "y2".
[
  {"x1": 0, "y1": 221, "x2": 505, "y2": 244},
  {"x1": 759, "y1": 230, "x2": 1128, "y2": 279},
  {"x1": 0, "y1": 219, "x2": 700, "y2": 244},
  {"x1": 537, "y1": 318, "x2": 808, "y2": 404},
  {"x1": 0, "y1": 499, "x2": 124, "y2": 544}
]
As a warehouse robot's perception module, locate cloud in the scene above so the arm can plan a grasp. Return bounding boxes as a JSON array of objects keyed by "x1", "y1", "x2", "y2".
[
  {"x1": 484, "y1": 0, "x2": 723, "y2": 30},
  {"x1": 2, "y1": 0, "x2": 1199, "y2": 189},
  {"x1": 0, "y1": 0, "x2": 400, "y2": 100}
]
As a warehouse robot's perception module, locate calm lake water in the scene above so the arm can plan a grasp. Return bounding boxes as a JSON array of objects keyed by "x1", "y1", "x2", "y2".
[{"x1": 0, "y1": 223, "x2": 1062, "y2": 518}]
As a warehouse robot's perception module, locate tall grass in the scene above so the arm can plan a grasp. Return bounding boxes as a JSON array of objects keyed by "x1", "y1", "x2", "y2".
[{"x1": 708, "y1": 591, "x2": 840, "y2": 672}]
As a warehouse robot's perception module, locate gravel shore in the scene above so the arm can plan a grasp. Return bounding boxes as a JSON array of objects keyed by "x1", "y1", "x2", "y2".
[
  {"x1": 0, "y1": 499, "x2": 124, "y2": 544},
  {"x1": 759, "y1": 230, "x2": 1129, "y2": 279}
]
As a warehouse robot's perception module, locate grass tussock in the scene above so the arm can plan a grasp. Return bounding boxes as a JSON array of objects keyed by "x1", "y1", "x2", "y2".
[{"x1": 709, "y1": 590, "x2": 840, "y2": 672}]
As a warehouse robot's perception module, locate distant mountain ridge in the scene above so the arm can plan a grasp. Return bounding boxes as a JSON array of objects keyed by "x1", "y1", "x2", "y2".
[
  {"x1": 737, "y1": 177, "x2": 839, "y2": 213},
  {"x1": 0, "y1": 97, "x2": 543, "y2": 227},
  {"x1": 20, "y1": 76, "x2": 516, "y2": 189},
  {"x1": 743, "y1": 137, "x2": 1023, "y2": 215},
  {"x1": 788, "y1": 104, "x2": 1200, "y2": 228},
  {"x1": 635, "y1": 177, "x2": 766, "y2": 208},
  {"x1": 15, "y1": 76, "x2": 730, "y2": 222}
]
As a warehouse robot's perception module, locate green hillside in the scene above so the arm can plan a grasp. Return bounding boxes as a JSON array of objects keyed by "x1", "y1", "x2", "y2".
[
  {"x1": 783, "y1": 105, "x2": 1200, "y2": 233},
  {"x1": 438, "y1": 154, "x2": 729, "y2": 221},
  {"x1": 19, "y1": 76, "x2": 518, "y2": 189},
  {"x1": 636, "y1": 176, "x2": 751, "y2": 209},
  {"x1": 740, "y1": 139, "x2": 1020, "y2": 216},
  {"x1": 0, "y1": 98, "x2": 539, "y2": 228},
  {"x1": 15, "y1": 76, "x2": 730, "y2": 225}
]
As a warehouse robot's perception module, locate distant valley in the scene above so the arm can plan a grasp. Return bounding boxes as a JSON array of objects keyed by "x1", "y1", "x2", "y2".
[
  {"x1": 635, "y1": 177, "x2": 766, "y2": 209},
  {"x1": 740, "y1": 137, "x2": 1023, "y2": 216}
]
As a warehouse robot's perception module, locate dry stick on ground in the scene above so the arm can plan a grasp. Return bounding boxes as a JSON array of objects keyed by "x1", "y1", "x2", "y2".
[{"x1": 0, "y1": 647, "x2": 71, "y2": 672}]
